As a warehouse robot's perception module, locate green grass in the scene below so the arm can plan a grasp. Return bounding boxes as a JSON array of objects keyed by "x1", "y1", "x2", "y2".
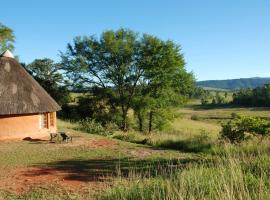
[
  {"x1": 0, "y1": 120, "x2": 189, "y2": 199},
  {"x1": 1, "y1": 103, "x2": 270, "y2": 199},
  {"x1": 102, "y1": 143, "x2": 270, "y2": 200},
  {"x1": 104, "y1": 104, "x2": 270, "y2": 199}
]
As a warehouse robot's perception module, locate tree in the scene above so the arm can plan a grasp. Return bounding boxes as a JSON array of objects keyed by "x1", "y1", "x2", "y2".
[
  {"x1": 0, "y1": 23, "x2": 15, "y2": 52},
  {"x1": 232, "y1": 84, "x2": 270, "y2": 107},
  {"x1": 224, "y1": 91, "x2": 228, "y2": 98},
  {"x1": 25, "y1": 58, "x2": 71, "y2": 105},
  {"x1": 132, "y1": 35, "x2": 194, "y2": 132},
  {"x1": 61, "y1": 29, "x2": 194, "y2": 131},
  {"x1": 215, "y1": 91, "x2": 225, "y2": 104}
]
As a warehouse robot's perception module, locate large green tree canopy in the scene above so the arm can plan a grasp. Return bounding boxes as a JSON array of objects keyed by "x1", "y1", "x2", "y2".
[
  {"x1": 25, "y1": 58, "x2": 71, "y2": 106},
  {"x1": 61, "y1": 29, "x2": 194, "y2": 131},
  {"x1": 0, "y1": 23, "x2": 15, "y2": 53}
]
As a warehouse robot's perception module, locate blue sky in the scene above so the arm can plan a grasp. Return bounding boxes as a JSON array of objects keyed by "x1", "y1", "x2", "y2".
[{"x1": 1, "y1": 0, "x2": 269, "y2": 81}]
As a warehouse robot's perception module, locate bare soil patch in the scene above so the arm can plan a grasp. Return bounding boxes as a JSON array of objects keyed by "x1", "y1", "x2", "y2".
[
  {"x1": 123, "y1": 148, "x2": 156, "y2": 158},
  {"x1": 0, "y1": 167, "x2": 107, "y2": 195},
  {"x1": 0, "y1": 138, "x2": 119, "y2": 195}
]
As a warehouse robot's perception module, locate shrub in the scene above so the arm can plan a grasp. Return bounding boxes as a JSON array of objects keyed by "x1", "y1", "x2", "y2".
[
  {"x1": 191, "y1": 114, "x2": 199, "y2": 121},
  {"x1": 220, "y1": 116, "x2": 270, "y2": 143},
  {"x1": 220, "y1": 120, "x2": 246, "y2": 143},
  {"x1": 231, "y1": 112, "x2": 238, "y2": 119},
  {"x1": 58, "y1": 104, "x2": 81, "y2": 121},
  {"x1": 79, "y1": 118, "x2": 111, "y2": 136},
  {"x1": 201, "y1": 97, "x2": 209, "y2": 105},
  {"x1": 104, "y1": 122, "x2": 119, "y2": 132}
]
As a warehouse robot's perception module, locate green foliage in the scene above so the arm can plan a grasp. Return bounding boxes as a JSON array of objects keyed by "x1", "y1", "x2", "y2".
[
  {"x1": 200, "y1": 96, "x2": 209, "y2": 105},
  {"x1": 57, "y1": 104, "x2": 81, "y2": 121},
  {"x1": 220, "y1": 120, "x2": 246, "y2": 143},
  {"x1": 191, "y1": 114, "x2": 199, "y2": 121},
  {"x1": 62, "y1": 29, "x2": 195, "y2": 131},
  {"x1": 221, "y1": 116, "x2": 270, "y2": 143},
  {"x1": 24, "y1": 58, "x2": 71, "y2": 106},
  {"x1": 76, "y1": 94, "x2": 110, "y2": 123},
  {"x1": 231, "y1": 112, "x2": 238, "y2": 119},
  {"x1": 190, "y1": 87, "x2": 208, "y2": 98},
  {"x1": 104, "y1": 122, "x2": 119, "y2": 133},
  {"x1": 208, "y1": 91, "x2": 227, "y2": 105},
  {"x1": 149, "y1": 108, "x2": 176, "y2": 131},
  {"x1": 0, "y1": 23, "x2": 15, "y2": 52},
  {"x1": 79, "y1": 118, "x2": 112, "y2": 136},
  {"x1": 215, "y1": 92, "x2": 226, "y2": 104},
  {"x1": 232, "y1": 84, "x2": 270, "y2": 107}
]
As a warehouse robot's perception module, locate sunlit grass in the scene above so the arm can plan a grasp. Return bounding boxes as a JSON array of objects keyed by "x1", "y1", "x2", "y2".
[
  {"x1": 1, "y1": 103, "x2": 270, "y2": 199},
  {"x1": 172, "y1": 118, "x2": 220, "y2": 138},
  {"x1": 102, "y1": 143, "x2": 270, "y2": 200}
]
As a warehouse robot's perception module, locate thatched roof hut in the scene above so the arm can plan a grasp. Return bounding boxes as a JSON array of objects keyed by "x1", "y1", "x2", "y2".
[
  {"x1": 0, "y1": 50, "x2": 61, "y2": 139},
  {"x1": 0, "y1": 50, "x2": 60, "y2": 115}
]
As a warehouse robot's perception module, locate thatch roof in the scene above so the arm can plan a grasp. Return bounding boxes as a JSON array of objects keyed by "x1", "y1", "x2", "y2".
[{"x1": 0, "y1": 50, "x2": 61, "y2": 115}]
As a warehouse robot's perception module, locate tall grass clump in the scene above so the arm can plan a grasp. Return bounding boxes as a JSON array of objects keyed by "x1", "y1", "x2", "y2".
[
  {"x1": 112, "y1": 130, "x2": 215, "y2": 153},
  {"x1": 102, "y1": 146, "x2": 270, "y2": 200},
  {"x1": 150, "y1": 131, "x2": 214, "y2": 153},
  {"x1": 112, "y1": 131, "x2": 148, "y2": 144}
]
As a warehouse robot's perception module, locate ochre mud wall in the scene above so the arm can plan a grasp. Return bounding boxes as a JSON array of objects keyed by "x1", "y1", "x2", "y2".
[{"x1": 0, "y1": 112, "x2": 57, "y2": 140}]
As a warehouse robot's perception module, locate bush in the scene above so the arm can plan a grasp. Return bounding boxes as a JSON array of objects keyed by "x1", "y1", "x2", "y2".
[
  {"x1": 231, "y1": 112, "x2": 238, "y2": 119},
  {"x1": 79, "y1": 118, "x2": 111, "y2": 136},
  {"x1": 58, "y1": 104, "x2": 81, "y2": 121},
  {"x1": 104, "y1": 122, "x2": 119, "y2": 132},
  {"x1": 201, "y1": 97, "x2": 209, "y2": 105},
  {"x1": 220, "y1": 116, "x2": 270, "y2": 143},
  {"x1": 220, "y1": 120, "x2": 246, "y2": 143},
  {"x1": 191, "y1": 114, "x2": 199, "y2": 121}
]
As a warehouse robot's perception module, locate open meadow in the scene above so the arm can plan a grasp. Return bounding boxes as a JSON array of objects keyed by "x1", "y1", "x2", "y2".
[{"x1": 1, "y1": 104, "x2": 270, "y2": 200}]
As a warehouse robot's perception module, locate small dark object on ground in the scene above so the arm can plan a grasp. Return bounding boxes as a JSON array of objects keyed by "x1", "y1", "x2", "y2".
[
  {"x1": 59, "y1": 132, "x2": 73, "y2": 142},
  {"x1": 23, "y1": 137, "x2": 46, "y2": 142},
  {"x1": 50, "y1": 133, "x2": 58, "y2": 141},
  {"x1": 23, "y1": 137, "x2": 32, "y2": 141},
  {"x1": 140, "y1": 138, "x2": 149, "y2": 145},
  {"x1": 191, "y1": 114, "x2": 199, "y2": 121}
]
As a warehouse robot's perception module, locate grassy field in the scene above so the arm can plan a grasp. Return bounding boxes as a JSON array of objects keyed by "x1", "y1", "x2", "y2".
[
  {"x1": 0, "y1": 104, "x2": 270, "y2": 199},
  {"x1": 0, "y1": 121, "x2": 192, "y2": 199}
]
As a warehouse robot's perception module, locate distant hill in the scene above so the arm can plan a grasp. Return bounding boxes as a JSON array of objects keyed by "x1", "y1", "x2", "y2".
[{"x1": 197, "y1": 77, "x2": 270, "y2": 90}]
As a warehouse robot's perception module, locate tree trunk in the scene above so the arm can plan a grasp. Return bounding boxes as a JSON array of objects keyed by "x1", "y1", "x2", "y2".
[
  {"x1": 148, "y1": 110, "x2": 153, "y2": 133},
  {"x1": 138, "y1": 112, "x2": 143, "y2": 132},
  {"x1": 121, "y1": 107, "x2": 128, "y2": 132}
]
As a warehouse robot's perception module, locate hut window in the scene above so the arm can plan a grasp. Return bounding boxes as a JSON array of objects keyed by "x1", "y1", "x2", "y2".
[
  {"x1": 39, "y1": 113, "x2": 48, "y2": 129},
  {"x1": 50, "y1": 113, "x2": 54, "y2": 126}
]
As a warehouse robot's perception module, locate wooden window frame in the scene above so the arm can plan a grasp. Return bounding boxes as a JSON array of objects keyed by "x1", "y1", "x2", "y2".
[
  {"x1": 39, "y1": 113, "x2": 48, "y2": 129},
  {"x1": 50, "y1": 112, "x2": 54, "y2": 127}
]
